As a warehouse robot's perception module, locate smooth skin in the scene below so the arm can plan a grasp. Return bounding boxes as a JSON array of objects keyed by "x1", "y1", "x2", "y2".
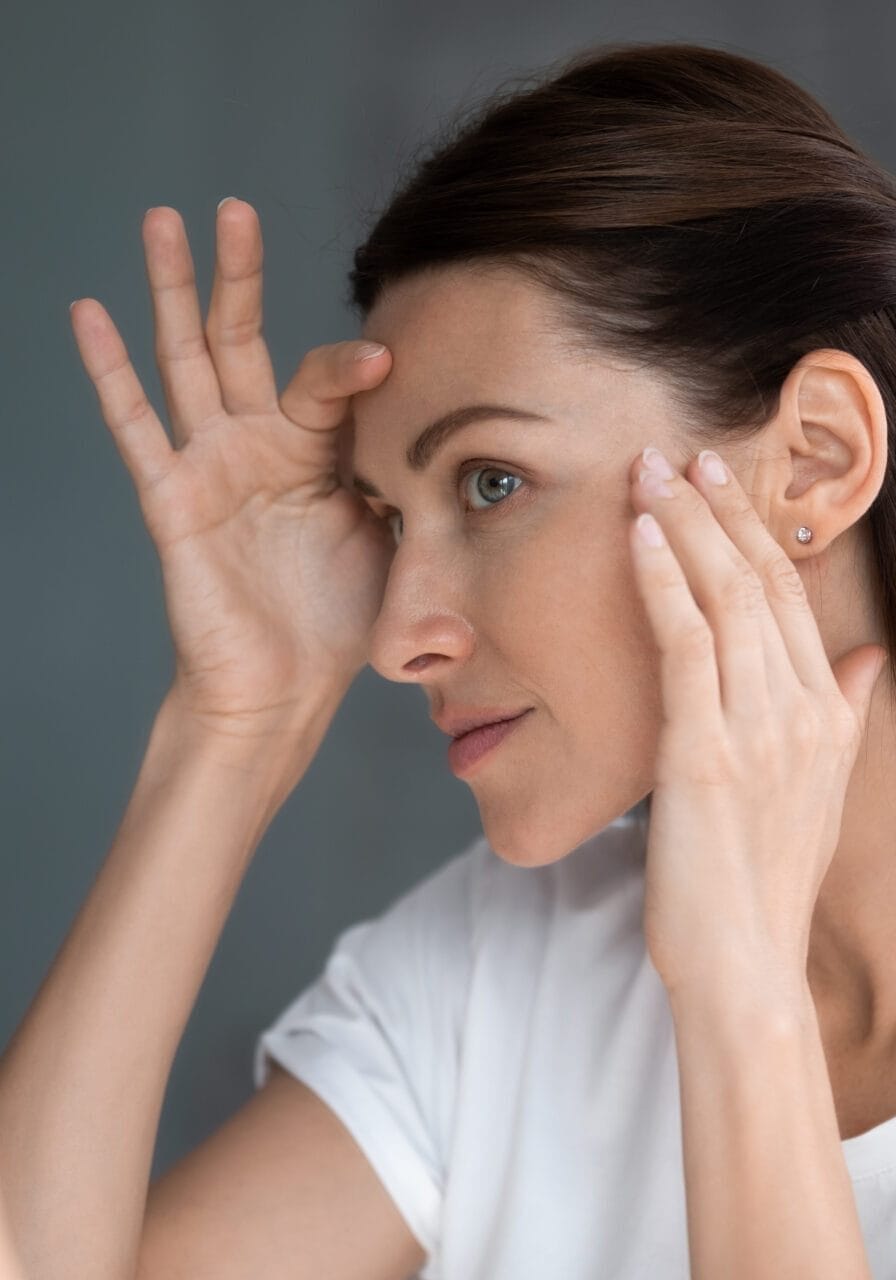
[
  {"x1": 2, "y1": 194, "x2": 894, "y2": 1275},
  {"x1": 623, "y1": 449, "x2": 884, "y2": 1277},
  {"x1": 0, "y1": 1187, "x2": 26, "y2": 1280},
  {"x1": 349, "y1": 265, "x2": 894, "y2": 1275},
  {"x1": 0, "y1": 201, "x2": 425, "y2": 1279},
  {"x1": 351, "y1": 263, "x2": 896, "y2": 1093},
  {"x1": 625, "y1": 447, "x2": 886, "y2": 1000}
]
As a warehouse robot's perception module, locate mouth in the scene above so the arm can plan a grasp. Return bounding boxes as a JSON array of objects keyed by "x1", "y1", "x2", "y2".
[
  {"x1": 446, "y1": 709, "x2": 533, "y2": 777},
  {"x1": 434, "y1": 706, "x2": 534, "y2": 738}
]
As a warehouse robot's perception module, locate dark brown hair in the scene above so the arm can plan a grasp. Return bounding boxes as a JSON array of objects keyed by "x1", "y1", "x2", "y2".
[{"x1": 347, "y1": 41, "x2": 896, "y2": 705}]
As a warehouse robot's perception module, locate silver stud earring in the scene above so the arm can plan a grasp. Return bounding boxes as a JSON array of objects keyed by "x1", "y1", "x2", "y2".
[{"x1": 796, "y1": 526, "x2": 813, "y2": 544}]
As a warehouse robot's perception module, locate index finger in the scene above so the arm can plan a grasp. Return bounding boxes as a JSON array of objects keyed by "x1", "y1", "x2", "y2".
[{"x1": 681, "y1": 451, "x2": 838, "y2": 699}]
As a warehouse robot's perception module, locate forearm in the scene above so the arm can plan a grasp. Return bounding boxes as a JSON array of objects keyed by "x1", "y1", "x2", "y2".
[
  {"x1": 668, "y1": 978, "x2": 872, "y2": 1279},
  {"x1": 0, "y1": 686, "x2": 340, "y2": 1280},
  {"x1": 0, "y1": 1189, "x2": 26, "y2": 1280}
]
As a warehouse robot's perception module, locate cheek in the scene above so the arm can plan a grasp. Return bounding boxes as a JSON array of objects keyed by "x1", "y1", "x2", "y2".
[
  {"x1": 467, "y1": 505, "x2": 665, "y2": 864},
  {"x1": 482, "y1": 504, "x2": 642, "y2": 669},
  {"x1": 486, "y1": 502, "x2": 663, "y2": 749},
  {"x1": 469, "y1": 498, "x2": 662, "y2": 717}
]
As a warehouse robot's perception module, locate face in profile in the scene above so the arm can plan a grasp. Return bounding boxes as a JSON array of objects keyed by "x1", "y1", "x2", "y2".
[{"x1": 349, "y1": 262, "x2": 689, "y2": 867}]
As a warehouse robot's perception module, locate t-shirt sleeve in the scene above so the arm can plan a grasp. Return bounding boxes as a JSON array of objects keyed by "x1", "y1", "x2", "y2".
[{"x1": 252, "y1": 832, "x2": 487, "y2": 1272}]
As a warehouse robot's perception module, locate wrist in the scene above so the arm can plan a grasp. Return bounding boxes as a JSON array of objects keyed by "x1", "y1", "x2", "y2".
[
  {"x1": 155, "y1": 682, "x2": 345, "y2": 791},
  {"x1": 665, "y1": 960, "x2": 815, "y2": 1039}
]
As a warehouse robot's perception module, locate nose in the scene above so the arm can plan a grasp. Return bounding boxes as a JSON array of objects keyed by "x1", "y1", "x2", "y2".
[{"x1": 365, "y1": 539, "x2": 476, "y2": 683}]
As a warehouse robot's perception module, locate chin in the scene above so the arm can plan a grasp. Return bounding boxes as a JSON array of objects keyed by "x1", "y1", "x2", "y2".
[{"x1": 477, "y1": 787, "x2": 651, "y2": 868}]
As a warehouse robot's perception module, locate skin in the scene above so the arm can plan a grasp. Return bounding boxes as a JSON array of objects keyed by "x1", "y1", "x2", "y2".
[{"x1": 349, "y1": 261, "x2": 896, "y2": 1061}]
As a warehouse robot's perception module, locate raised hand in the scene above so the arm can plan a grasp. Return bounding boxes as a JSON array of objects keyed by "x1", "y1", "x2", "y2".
[
  {"x1": 69, "y1": 200, "x2": 395, "y2": 738},
  {"x1": 627, "y1": 444, "x2": 888, "y2": 1000}
]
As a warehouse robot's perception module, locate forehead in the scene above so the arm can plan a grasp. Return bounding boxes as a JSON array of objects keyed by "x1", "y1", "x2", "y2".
[
  {"x1": 360, "y1": 263, "x2": 565, "y2": 366},
  {"x1": 351, "y1": 263, "x2": 597, "y2": 448},
  {"x1": 348, "y1": 263, "x2": 666, "y2": 487},
  {"x1": 350, "y1": 267, "x2": 574, "y2": 475}
]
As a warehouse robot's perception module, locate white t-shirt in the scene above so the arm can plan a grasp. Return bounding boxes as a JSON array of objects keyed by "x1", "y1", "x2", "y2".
[{"x1": 253, "y1": 807, "x2": 896, "y2": 1279}]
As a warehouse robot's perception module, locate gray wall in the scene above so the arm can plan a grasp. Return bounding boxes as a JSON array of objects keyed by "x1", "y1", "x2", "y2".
[{"x1": 3, "y1": 0, "x2": 894, "y2": 1179}]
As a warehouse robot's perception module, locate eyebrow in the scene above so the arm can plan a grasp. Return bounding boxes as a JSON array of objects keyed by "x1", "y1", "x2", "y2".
[{"x1": 351, "y1": 404, "x2": 553, "y2": 500}]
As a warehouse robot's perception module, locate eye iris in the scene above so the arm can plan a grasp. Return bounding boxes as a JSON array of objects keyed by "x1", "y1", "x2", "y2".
[{"x1": 475, "y1": 469, "x2": 517, "y2": 504}]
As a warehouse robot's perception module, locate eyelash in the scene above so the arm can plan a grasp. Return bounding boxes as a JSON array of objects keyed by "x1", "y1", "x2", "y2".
[{"x1": 378, "y1": 460, "x2": 526, "y2": 543}]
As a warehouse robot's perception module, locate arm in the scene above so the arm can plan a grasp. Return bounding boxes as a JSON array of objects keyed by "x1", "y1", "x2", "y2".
[
  {"x1": 622, "y1": 434, "x2": 887, "y2": 1276},
  {"x1": 668, "y1": 979, "x2": 872, "y2": 1280},
  {"x1": 0, "y1": 685, "x2": 341, "y2": 1280},
  {"x1": 0, "y1": 1187, "x2": 26, "y2": 1280}
]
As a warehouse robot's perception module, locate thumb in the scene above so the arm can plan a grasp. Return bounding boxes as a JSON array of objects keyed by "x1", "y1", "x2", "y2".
[{"x1": 831, "y1": 644, "x2": 890, "y2": 735}]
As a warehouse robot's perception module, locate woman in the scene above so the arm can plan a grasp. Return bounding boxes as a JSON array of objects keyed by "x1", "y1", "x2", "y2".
[{"x1": 1, "y1": 40, "x2": 894, "y2": 1279}]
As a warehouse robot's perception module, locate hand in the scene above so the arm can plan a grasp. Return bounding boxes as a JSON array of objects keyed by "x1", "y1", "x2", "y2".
[
  {"x1": 627, "y1": 445, "x2": 888, "y2": 1001},
  {"x1": 69, "y1": 200, "x2": 395, "y2": 737}
]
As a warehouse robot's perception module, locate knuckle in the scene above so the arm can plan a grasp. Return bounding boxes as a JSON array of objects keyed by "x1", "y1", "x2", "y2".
[
  {"x1": 728, "y1": 485, "x2": 759, "y2": 520},
  {"x1": 205, "y1": 313, "x2": 260, "y2": 347},
  {"x1": 299, "y1": 341, "x2": 362, "y2": 386},
  {"x1": 296, "y1": 345, "x2": 330, "y2": 389},
  {"x1": 658, "y1": 724, "x2": 732, "y2": 786},
  {"x1": 790, "y1": 702, "x2": 823, "y2": 751},
  {"x1": 748, "y1": 719, "x2": 788, "y2": 768},
  {"x1": 118, "y1": 395, "x2": 154, "y2": 430},
  {"x1": 94, "y1": 353, "x2": 130, "y2": 385},
  {"x1": 675, "y1": 619, "x2": 716, "y2": 663},
  {"x1": 156, "y1": 333, "x2": 209, "y2": 364},
  {"x1": 762, "y1": 551, "x2": 807, "y2": 604},
  {"x1": 717, "y1": 564, "x2": 767, "y2": 617}
]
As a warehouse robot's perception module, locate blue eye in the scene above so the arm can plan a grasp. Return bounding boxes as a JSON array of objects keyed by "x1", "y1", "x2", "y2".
[
  {"x1": 462, "y1": 464, "x2": 524, "y2": 511},
  {"x1": 382, "y1": 463, "x2": 525, "y2": 545}
]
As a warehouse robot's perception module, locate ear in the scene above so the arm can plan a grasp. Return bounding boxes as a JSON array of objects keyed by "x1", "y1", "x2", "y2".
[{"x1": 767, "y1": 348, "x2": 888, "y2": 549}]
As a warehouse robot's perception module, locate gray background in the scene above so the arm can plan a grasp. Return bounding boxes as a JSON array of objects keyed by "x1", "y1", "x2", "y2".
[{"x1": 2, "y1": 0, "x2": 893, "y2": 1180}]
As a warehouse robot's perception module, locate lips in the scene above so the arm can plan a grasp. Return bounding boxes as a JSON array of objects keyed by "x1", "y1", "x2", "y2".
[
  {"x1": 434, "y1": 708, "x2": 534, "y2": 738},
  {"x1": 446, "y1": 709, "x2": 533, "y2": 776}
]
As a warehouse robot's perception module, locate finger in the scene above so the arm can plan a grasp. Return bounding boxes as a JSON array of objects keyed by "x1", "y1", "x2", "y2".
[
  {"x1": 629, "y1": 508, "x2": 726, "y2": 732},
  {"x1": 685, "y1": 451, "x2": 840, "y2": 699},
  {"x1": 142, "y1": 206, "x2": 225, "y2": 446},
  {"x1": 204, "y1": 198, "x2": 279, "y2": 416},
  {"x1": 278, "y1": 339, "x2": 391, "y2": 477},
  {"x1": 336, "y1": 405, "x2": 356, "y2": 490},
  {"x1": 69, "y1": 298, "x2": 176, "y2": 494},
  {"x1": 631, "y1": 452, "x2": 800, "y2": 722}
]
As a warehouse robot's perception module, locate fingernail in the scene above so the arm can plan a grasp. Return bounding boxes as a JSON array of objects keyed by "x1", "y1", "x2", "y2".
[
  {"x1": 217, "y1": 196, "x2": 238, "y2": 211},
  {"x1": 698, "y1": 449, "x2": 729, "y2": 486},
  {"x1": 355, "y1": 342, "x2": 387, "y2": 361},
  {"x1": 641, "y1": 446, "x2": 675, "y2": 479},
  {"x1": 637, "y1": 512, "x2": 666, "y2": 547}
]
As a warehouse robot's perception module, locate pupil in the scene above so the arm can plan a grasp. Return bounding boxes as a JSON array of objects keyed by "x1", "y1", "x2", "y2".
[{"x1": 480, "y1": 471, "x2": 511, "y2": 501}]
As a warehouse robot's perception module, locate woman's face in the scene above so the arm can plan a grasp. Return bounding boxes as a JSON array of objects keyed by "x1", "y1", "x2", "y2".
[{"x1": 351, "y1": 263, "x2": 683, "y2": 867}]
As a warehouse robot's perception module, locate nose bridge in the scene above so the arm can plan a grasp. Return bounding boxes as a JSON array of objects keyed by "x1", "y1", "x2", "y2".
[
  {"x1": 376, "y1": 532, "x2": 466, "y2": 630},
  {"x1": 367, "y1": 533, "x2": 475, "y2": 680}
]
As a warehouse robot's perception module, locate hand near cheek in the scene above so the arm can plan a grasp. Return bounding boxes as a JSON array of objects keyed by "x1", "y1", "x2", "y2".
[{"x1": 628, "y1": 445, "x2": 889, "y2": 1004}]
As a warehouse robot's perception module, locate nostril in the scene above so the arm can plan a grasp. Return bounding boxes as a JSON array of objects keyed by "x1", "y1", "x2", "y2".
[{"x1": 405, "y1": 654, "x2": 435, "y2": 672}]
